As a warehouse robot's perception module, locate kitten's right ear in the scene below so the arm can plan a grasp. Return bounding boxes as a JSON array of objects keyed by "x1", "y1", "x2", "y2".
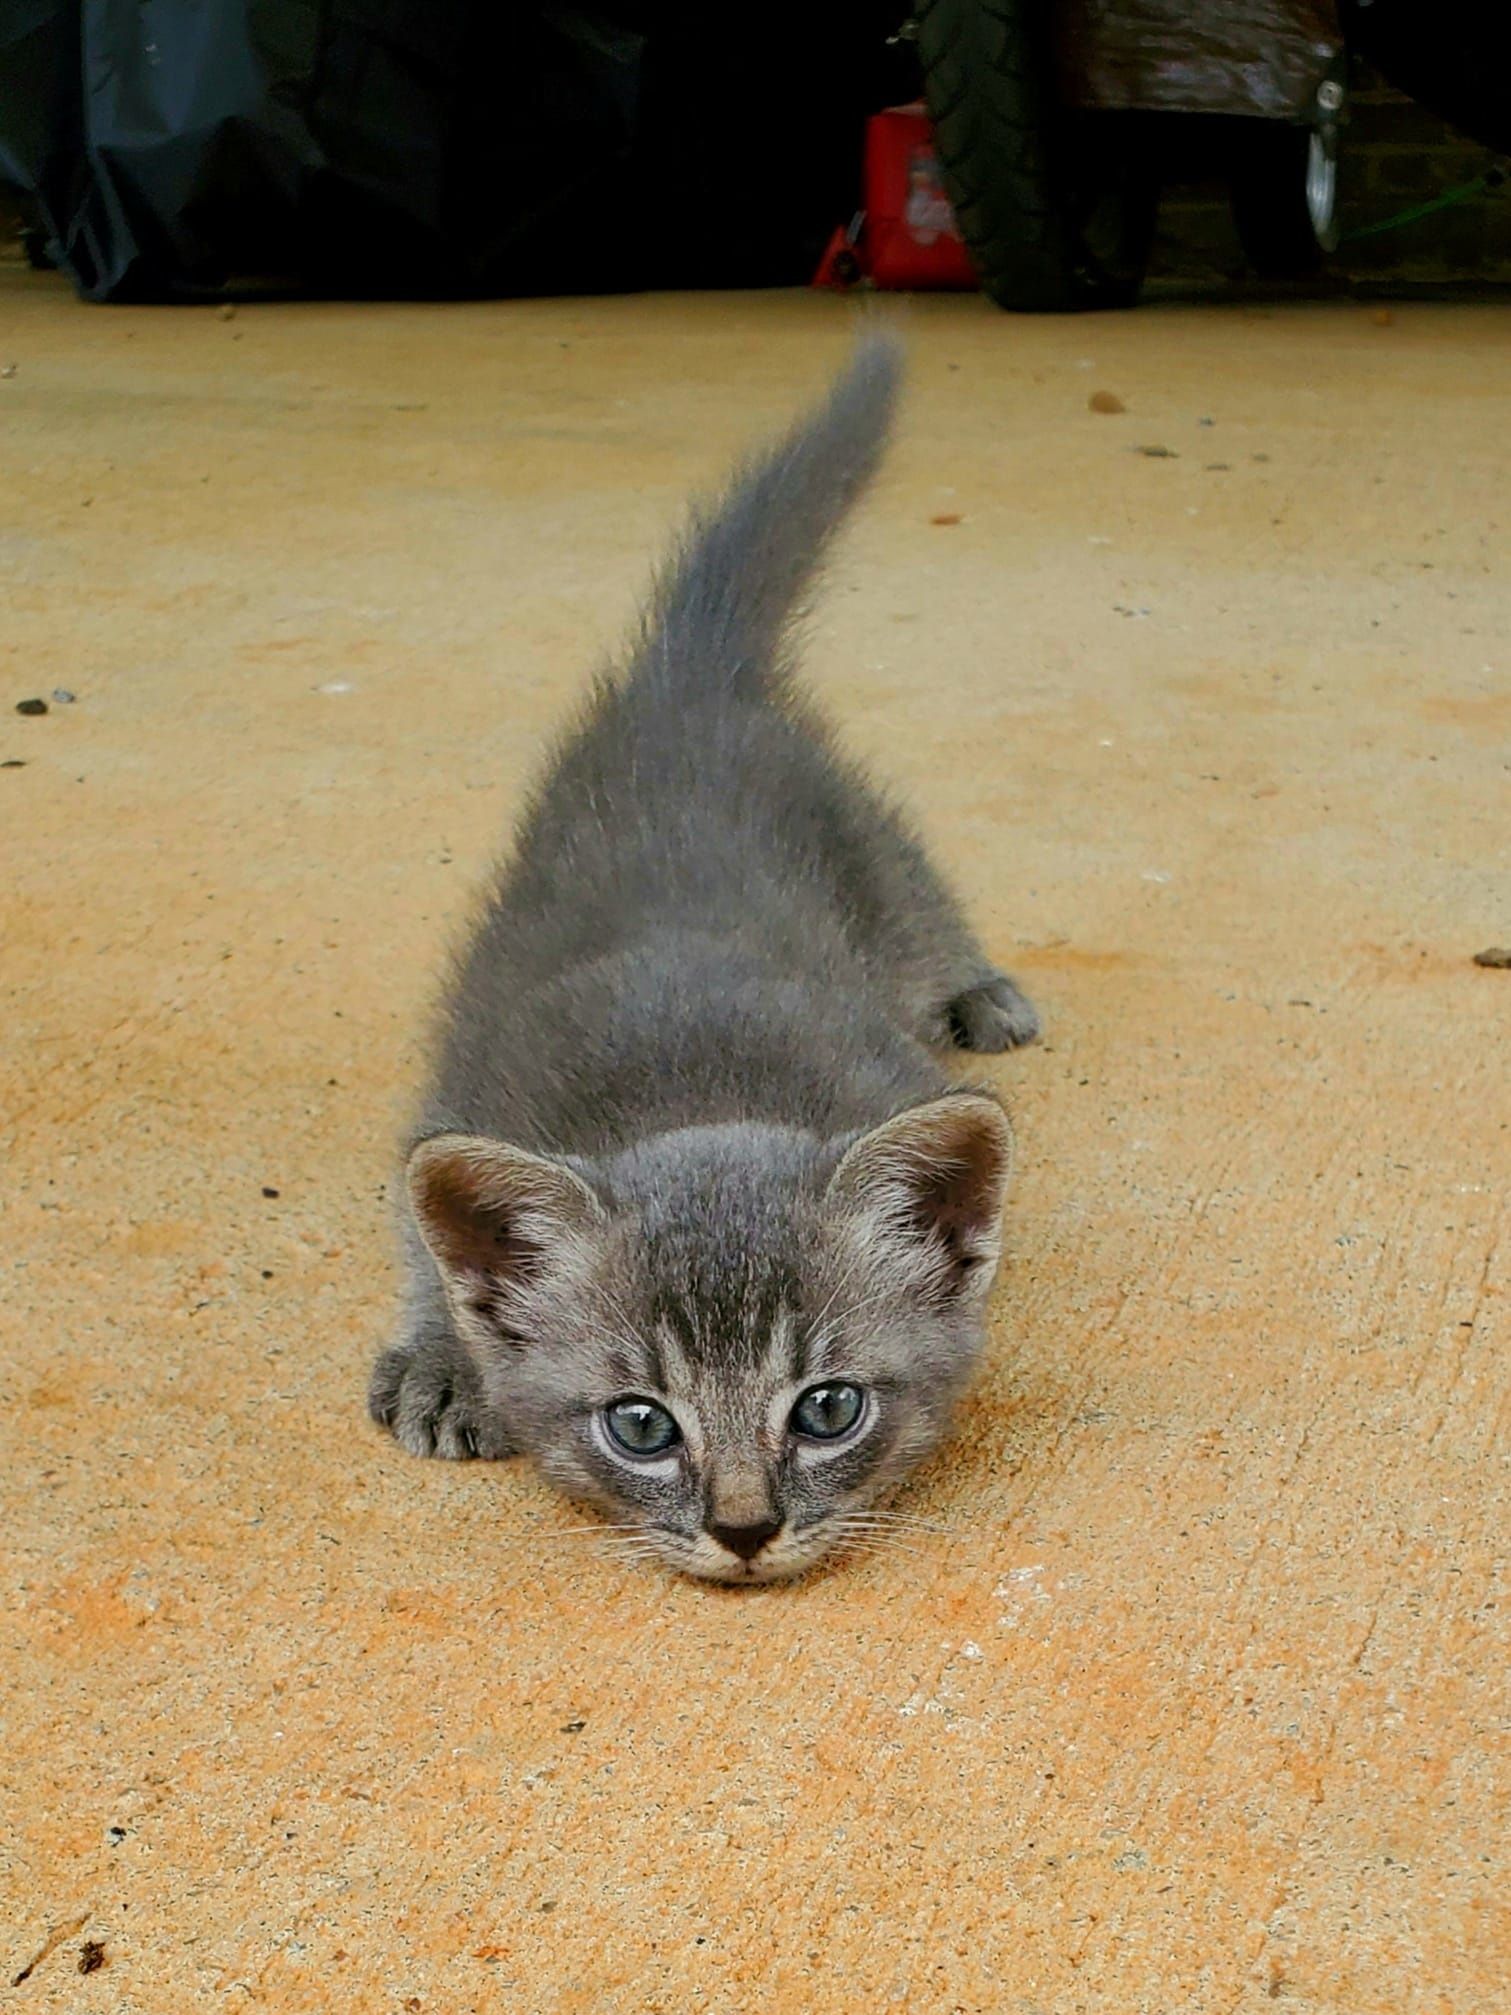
[{"x1": 406, "y1": 1133, "x2": 606, "y2": 1342}]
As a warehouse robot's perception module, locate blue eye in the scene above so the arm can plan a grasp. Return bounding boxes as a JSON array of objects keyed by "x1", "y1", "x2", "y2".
[
  {"x1": 791, "y1": 1382, "x2": 865, "y2": 1441},
  {"x1": 604, "y1": 1397, "x2": 681, "y2": 1457}
]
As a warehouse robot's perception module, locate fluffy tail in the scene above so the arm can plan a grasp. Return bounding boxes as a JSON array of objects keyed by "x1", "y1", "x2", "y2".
[{"x1": 629, "y1": 332, "x2": 903, "y2": 700}]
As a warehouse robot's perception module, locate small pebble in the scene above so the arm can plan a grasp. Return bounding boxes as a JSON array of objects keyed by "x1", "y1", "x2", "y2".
[
  {"x1": 1472, "y1": 946, "x2": 1511, "y2": 968},
  {"x1": 1134, "y1": 444, "x2": 1177, "y2": 458},
  {"x1": 929, "y1": 512, "x2": 962, "y2": 526},
  {"x1": 52, "y1": 688, "x2": 75, "y2": 704},
  {"x1": 1, "y1": 759, "x2": 25, "y2": 769},
  {"x1": 1, "y1": 363, "x2": 16, "y2": 379},
  {"x1": 1088, "y1": 390, "x2": 1125, "y2": 414},
  {"x1": 218, "y1": 302, "x2": 237, "y2": 321},
  {"x1": 15, "y1": 697, "x2": 47, "y2": 716},
  {"x1": 262, "y1": 1186, "x2": 280, "y2": 1198}
]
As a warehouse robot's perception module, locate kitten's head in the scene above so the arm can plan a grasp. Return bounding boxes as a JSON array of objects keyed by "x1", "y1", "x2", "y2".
[{"x1": 407, "y1": 1093, "x2": 1012, "y2": 1583}]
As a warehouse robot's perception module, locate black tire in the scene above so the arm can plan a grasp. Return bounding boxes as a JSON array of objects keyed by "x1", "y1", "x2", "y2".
[
  {"x1": 1230, "y1": 123, "x2": 1337, "y2": 279},
  {"x1": 916, "y1": 0, "x2": 1158, "y2": 312}
]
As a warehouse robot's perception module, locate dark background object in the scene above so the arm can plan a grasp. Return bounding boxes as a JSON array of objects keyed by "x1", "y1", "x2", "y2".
[
  {"x1": 915, "y1": 0, "x2": 1161, "y2": 311},
  {"x1": 916, "y1": 0, "x2": 1511, "y2": 308},
  {"x1": 1056, "y1": 0, "x2": 1341, "y2": 117},
  {"x1": 0, "y1": 0, "x2": 912, "y2": 301},
  {"x1": 1344, "y1": 0, "x2": 1511, "y2": 155},
  {"x1": 1227, "y1": 121, "x2": 1335, "y2": 277},
  {"x1": 3, "y1": 0, "x2": 1508, "y2": 307},
  {"x1": 917, "y1": 0, "x2": 1346, "y2": 309}
]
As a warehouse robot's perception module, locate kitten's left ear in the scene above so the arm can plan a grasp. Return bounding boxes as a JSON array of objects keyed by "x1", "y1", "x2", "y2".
[
  {"x1": 406, "y1": 1133, "x2": 606, "y2": 1347},
  {"x1": 823, "y1": 1094, "x2": 1014, "y2": 1306}
]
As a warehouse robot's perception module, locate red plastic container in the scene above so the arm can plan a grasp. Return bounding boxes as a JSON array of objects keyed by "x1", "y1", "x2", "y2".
[{"x1": 814, "y1": 102, "x2": 978, "y2": 291}]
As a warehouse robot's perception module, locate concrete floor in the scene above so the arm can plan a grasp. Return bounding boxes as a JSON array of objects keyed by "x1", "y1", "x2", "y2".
[{"x1": 2, "y1": 267, "x2": 1506, "y2": 2012}]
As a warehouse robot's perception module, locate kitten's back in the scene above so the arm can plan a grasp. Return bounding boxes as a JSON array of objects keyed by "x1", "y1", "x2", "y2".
[{"x1": 430, "y1": 334, "x2": 996, "y2": 1154}]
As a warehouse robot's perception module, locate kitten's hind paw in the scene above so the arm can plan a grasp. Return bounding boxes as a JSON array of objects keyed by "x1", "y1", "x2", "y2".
[
  {"x1": 947, "y1": 974, "x2": 1042, "y2": 1053},
  {"x1": 368, "y1": 1338, "x2": 514, "y2": 1461}
]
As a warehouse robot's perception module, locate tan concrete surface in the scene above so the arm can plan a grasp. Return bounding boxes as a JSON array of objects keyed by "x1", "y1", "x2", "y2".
[{"x1": 2, "y1": 269, "x2": 1507, "y2": 2013}]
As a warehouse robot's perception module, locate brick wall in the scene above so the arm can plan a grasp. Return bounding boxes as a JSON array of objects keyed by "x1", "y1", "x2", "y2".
[
  {"x1": 1153, "y1": 65, "x2": 1511, "y2": 285},
  {"x1": 1341, "y1": 69, "x2": 1509, "y2": 278}
]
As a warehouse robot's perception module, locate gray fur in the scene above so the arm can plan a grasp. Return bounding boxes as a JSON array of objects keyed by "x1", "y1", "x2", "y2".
[{"x1": 368, "y1": 336, "x2": 1038, "y2": 1582}]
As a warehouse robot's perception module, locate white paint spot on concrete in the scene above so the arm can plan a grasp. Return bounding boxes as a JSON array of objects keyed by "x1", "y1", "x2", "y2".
[
  {"x1": 995, "y1": 1564, "x2": 1052, "y2": 1628},
  {"x1": 896, "y1": 1690, "x2": 946, "y2": 1717}
]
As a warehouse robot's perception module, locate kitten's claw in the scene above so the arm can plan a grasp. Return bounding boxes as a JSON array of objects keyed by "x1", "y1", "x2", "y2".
[
  {"x1": 947, "y1": 974, "x2": 1041, "y2": 1053},
  {"x1": 368, "y1": 1340, "x2": 513, "y2": 1461}
]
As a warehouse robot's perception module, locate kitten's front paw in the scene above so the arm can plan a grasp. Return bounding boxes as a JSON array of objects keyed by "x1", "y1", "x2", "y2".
[
  {"x1": 948, "y1": 974, "x2": 1042, "y2": 1052},
  {"x1": 368, "y1": 1339, "x2": 513, "y2": 1460}
]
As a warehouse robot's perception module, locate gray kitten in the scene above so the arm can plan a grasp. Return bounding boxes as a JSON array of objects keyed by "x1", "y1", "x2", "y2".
[{"x1": 369, "y1": 336, "x2": 1039, "y2": 1582}]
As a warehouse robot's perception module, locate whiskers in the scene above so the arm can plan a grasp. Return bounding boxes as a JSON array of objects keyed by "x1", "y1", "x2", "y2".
[
  {"x1": 844, "y1": 1509, "x2": 959, "y2": 1536},
  {"x1": 540, "y1": 1517, "x2": 684, "y2": 1571},
  {"x1": 541, "y1": 1506, "x2": 963, "y2": 1578},
  {"x1": 821, "y1": 1508, "x2": 961, "y2": 1565}
]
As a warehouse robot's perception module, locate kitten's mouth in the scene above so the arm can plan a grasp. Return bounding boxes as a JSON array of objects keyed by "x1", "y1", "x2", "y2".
[
  {"x1": 623, "y1": 1511, "x2": 904, "y2": 1584},
  {"x1": 677, "y1": 1527, "x2": 822, "y2": 1585}
]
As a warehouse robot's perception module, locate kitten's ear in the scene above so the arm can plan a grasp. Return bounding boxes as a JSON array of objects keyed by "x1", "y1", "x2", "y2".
[
  {"x1": 823, "y1": 1094, "x2": 1014, "y2": 1305},
  {"x1": 406, "y1": 1133, "x2": 606, "y2": 1339}
]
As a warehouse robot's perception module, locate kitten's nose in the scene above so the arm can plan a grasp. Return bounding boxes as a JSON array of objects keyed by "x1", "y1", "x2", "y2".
[{"x1": 707, "y1": 1516, "x2": 782, "y2": 1561}]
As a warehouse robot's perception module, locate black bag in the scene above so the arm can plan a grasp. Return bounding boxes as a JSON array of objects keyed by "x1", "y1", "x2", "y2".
[{"x1": 0, "y1": 0, "x2": 911, "y2": 301}]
